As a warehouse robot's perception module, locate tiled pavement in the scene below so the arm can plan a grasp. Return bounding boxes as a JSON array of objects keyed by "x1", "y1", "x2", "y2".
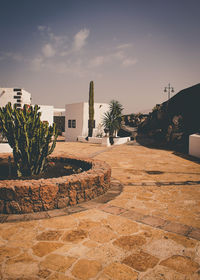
[{"x1": 0, "y1": 141, "x2": 200, "y2": 279}]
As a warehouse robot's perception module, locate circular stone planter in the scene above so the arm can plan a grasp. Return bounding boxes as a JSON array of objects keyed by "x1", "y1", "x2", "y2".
[{"x1": 0, "y1": 156, "x2": 111, "y2": 214}]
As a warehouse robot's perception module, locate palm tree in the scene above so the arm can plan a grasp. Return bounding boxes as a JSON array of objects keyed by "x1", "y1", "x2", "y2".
[{"x1": 103, "y1": 100, "x2": 123, "y2": 144}]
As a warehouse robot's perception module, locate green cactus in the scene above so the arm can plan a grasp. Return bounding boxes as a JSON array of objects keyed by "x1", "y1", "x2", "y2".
[
  {"x1": 88, "y1": 81, "x2": 94, "y2": 137},
  {"x1": 0, "y1": 102, "x2": 58, "y2": 177}
]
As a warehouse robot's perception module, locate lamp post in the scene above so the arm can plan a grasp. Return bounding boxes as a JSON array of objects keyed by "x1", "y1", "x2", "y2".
[{"x1": 164, "y1": 83, "x2": 174, "y2": 100}]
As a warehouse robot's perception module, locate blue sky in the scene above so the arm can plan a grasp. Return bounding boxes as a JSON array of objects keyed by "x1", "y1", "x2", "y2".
[{"x1": 0, "y1": 0, "x2": 199, "y2": 113}]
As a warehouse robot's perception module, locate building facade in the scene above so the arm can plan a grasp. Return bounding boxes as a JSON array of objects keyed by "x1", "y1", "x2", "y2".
[
  {"x1": 65, "y1": 102, "x2": 109, "y2": 142},
  {"x1": 0, "y1": 88, "x2": 31, "y2": 108}
]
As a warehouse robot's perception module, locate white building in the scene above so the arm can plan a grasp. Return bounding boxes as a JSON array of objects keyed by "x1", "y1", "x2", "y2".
[
  {"x1": 38, "y1": 105, "x2": 54, "y2": 126},
  {"x1": 65, "y1": 102, "x2": 109, "y2": 142},
  {"x1": 0, "y1": 88, "x2": 31, "y2": 108}
]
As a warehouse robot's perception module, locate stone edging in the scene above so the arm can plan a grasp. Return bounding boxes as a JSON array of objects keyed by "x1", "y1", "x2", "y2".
[
  {"x1": 0, "y1": 156, "x2": 111, "y2": 214},
  {"x1": 0, "y1": 178, "x2": 123, "y2": 223}
]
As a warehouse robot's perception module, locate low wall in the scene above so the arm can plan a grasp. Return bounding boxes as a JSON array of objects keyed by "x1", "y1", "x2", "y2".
[
  {"x1": 189, "y1": 134, "x2": 200, "y2": 158},
  {"x1": 0, "y1": 143, "x2": 12, "y2": 153},
  {"x1": 78, "y1": 136, "x2": 131, "y2": 146},
  {"x1": 0, "y1": 156, "x2": 111, "y2": 214}
]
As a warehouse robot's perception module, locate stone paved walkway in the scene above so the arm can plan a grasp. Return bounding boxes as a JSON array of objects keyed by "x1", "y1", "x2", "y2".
[{"x1": 0, "y1": 141, "x2": 200, "y2": 279}]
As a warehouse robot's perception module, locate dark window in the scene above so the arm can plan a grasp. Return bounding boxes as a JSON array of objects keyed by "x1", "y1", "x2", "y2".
[
  {"x1": 13, "y1": 88, "x2": 21, "y2": 92},
  {"x1": 17, "y1": 99, "x2": 21, "y2": 103},
  {"x1": 68, "y1": 119, "x2": 76, "y2": 128},
  {"x1": 17, "y1": 92, "x2": 22, "y2": 96},
  {"x1": 88, "y1": 120, "x2": 95, "y2": 128},
  {"x1": 72, "y1": 120, "x2": 76, "y2": 128},
  {"x1": 15, "y1": 104, "x2": 21, "y2": 107},
  {"x1": 14, "y1": 96, "x2": 19, "y2": 99}
]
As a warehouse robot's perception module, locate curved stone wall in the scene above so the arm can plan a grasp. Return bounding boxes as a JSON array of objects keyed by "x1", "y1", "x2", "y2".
[{"x1": 0, "y1": 157, "x2": 111, "y2": 214}]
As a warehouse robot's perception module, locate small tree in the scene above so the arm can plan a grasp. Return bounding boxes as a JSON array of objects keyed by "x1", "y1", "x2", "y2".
[
  {"x1": 103, "y1": 100, "x2": 123, "y2": 144},
  {"x1": 0, "y1": 103, "x2": 58, "y2": 177}
]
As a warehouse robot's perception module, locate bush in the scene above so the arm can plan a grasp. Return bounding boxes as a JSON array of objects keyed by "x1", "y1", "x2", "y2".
[{"x1": 0, "y1": 103, "x2": 58, "y2": 177}]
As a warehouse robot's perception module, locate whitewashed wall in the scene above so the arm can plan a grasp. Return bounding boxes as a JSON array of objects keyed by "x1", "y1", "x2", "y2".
[
  {"x1": 65, "y1": 102, "x2": 109, "y2": 142},
  {"x1": 54, "y1": 108, "x2": 65, "y2": 116},
  {"x1": 189, "y1": 134, "x2": 200, "y2": 158},
  {"x1": 38, "y1": 105, "x2": 54, "y2": 126},
  {"x1": 65, "y1": 103, "x2": 84, "y2": 142},
  {"x1": 0, "y1": 88, "x2": 31, "y2": 108}
]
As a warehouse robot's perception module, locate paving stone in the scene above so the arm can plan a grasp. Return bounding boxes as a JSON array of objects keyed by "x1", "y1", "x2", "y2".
[
  {"x1": 106, "y1": 215, "x2": 139, "y2": 235},
  {"x1": 140, "y1": 265, "x2": 188, "y2": 280},
  {"x1": 48, "y1": 273, "x2": 74, "y2": 280},
  {"x1": 0, "y1": 246, "x2": 21, "y2": 262},
  {"x1": 188, "y1": 228, "x2": 200, "y2": 241},
  {"x1": 120, "y1": 210, "x2": 145, "y2": 221},
  {"x1": 122, "y1": 250, "x2": 159, "y2": 272},
  {"x1": 102, "y1": 262, "x2": 138, "y2": 280},
  {"x1": 143, "y1": 238, "x2": 185, "y2": 259},
  {"x1": 71, "y1": 259, "x2": 102, "y2": 280},
  {"x1": 86, "y1": 243, "x2": 122, "y2": 264},
  {"x1": 36, "y1": 230, "x2": 63, "y2": 241},
  {"x1": 47, "y1": 208, "x2": 69, "y2": 218},
  {"x1": 89, "y1": 226, "x2": 117, "y2": 243},
  {"x1": 141, "y1": 215, "x2": 167, "y2": 227},
  {"x1": 78, "y1": 219, "x2": 101, "y2": 230},
  {"x1": 113, "y1": 234, "x2": 146, "y2": 251},
  {"x1": 37, "y1": 268, "x2": 52, "y2": 279},
  {"x1": 165, "y1": 232, "x2": 198, "y2": 248},
  {"x1": 0, "y1": 215, "x2": 8, "y2": 223},
  {"x1": 41, "y1": 215, "x2": 77, "y2": 229},
  {"x1": 162, "y1": 221, "x2": 191, "y2": 235},
  {"x1": 23, "y1": 211, "x2": 50, "y2": 221},
  {"x1": 160, "y1": 255, "x2": 199, "y2": 274},
  {"x1": 62, "y1": 228, "x2": 88, "y2": 243},
  {"x1": 31, "y1": 242, "x2": 64, "y2": 257},
  {"x1": 98, "y1": 204, "x2": 126, "y2": 215},
  {"x1": 3, "y1": 262, "x2": 39, "y2": 279},
  {"x1": 40, "y1": 254, "x2": 76, "y2": 272}
]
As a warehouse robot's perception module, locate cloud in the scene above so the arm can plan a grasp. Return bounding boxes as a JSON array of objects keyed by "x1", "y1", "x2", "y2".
[
  {"x1": 89, "y1": 56, "x2": 106, "y2": 67},
  {"x1": 31, "y1": 56, "x2": 44, "y2": 71},
  {"x1": 116, "y1": 43, "x2": 132, "y2": 49},
  {"x1": 73, "y1": 29, "x2": 90, "y2": 51},
  {"x1": 38, "y1": 25, "x2": 47, "y2": 31},
  {"x1": 42, "y1": 44, "x2": 55, "y2": 57},
  {"x1": 0, "y1": 51, "x2": 24, "y2": 62},
  {"x1": 122, "y1": 58, "x2": 138, "y2": 66}
]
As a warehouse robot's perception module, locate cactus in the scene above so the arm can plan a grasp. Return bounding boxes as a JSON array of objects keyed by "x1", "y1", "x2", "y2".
[
  {"x1": 88, "y1": 81, "x2": 94, "y2": 137},
  {"x1": 0, "y1": 102, "x2": 58, "y2": 177}
]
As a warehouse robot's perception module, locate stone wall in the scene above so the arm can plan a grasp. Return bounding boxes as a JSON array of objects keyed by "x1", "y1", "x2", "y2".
[{"x1": 0, "y1": 157, "x2": 111, "y2": 214}]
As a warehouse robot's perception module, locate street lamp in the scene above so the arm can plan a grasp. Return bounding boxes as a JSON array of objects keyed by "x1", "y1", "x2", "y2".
[{"x1": 164, "y1": 83, "x2": 174, "y2": 100}]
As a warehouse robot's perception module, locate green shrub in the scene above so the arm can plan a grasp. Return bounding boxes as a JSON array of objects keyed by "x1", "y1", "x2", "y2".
[{"x1": 0, "y1": 103, "x2": 58, "y2": 177}]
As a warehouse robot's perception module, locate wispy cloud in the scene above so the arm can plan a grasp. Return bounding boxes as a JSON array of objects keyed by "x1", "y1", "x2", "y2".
[
  {"x1": 0, "y1": 51, "x2": 24, "y2": 62},
  {"x1": 122, "y1": 58, "x2": 138, "y2": 66},
  {"x1": 73, "y1": 29, "x2": 90, "y2": 51},
  {"x1": 116, "y1": 43, "x2": 133, "y2": 49},
  {"x1": 42, "y1": 44, "x2": 55, "y2": 57},
  {"x1": 89, "y1": 56, "x2": 106, "y2": 67}
]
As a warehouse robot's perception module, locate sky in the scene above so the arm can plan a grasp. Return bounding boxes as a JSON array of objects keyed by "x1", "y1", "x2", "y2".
[{"x1": 0, "y1": 0, "x2": 199, "y2": 114}]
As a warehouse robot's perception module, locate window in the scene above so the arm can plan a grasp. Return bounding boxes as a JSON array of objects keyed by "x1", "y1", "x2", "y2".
[
  {"x1": 14, "y1": 96, "x2": 20, "y2": 99},
  {"x1": 17, "y1": 99, "x2": 21, "y2": 103},
  {"x1": 68, "y1": 120, "x2": 76, "y2": 128},
  {"x1": 72, "y1": 120, "x2": 76, "y2": 128},
  {"x1": 17, "y1": 92, "x2": 22, "y2": 96},
  {"x1": 13, "y1": 88, "x2": 21, "y2": 92}
]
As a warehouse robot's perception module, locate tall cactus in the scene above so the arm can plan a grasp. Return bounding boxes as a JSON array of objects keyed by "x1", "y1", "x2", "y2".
[
  {"x1": 88, "y1": 81, "x2": 94, "y2": 137},
  {"x1": 0, "y1": 103, "x2": 58, "y2": 177}
]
